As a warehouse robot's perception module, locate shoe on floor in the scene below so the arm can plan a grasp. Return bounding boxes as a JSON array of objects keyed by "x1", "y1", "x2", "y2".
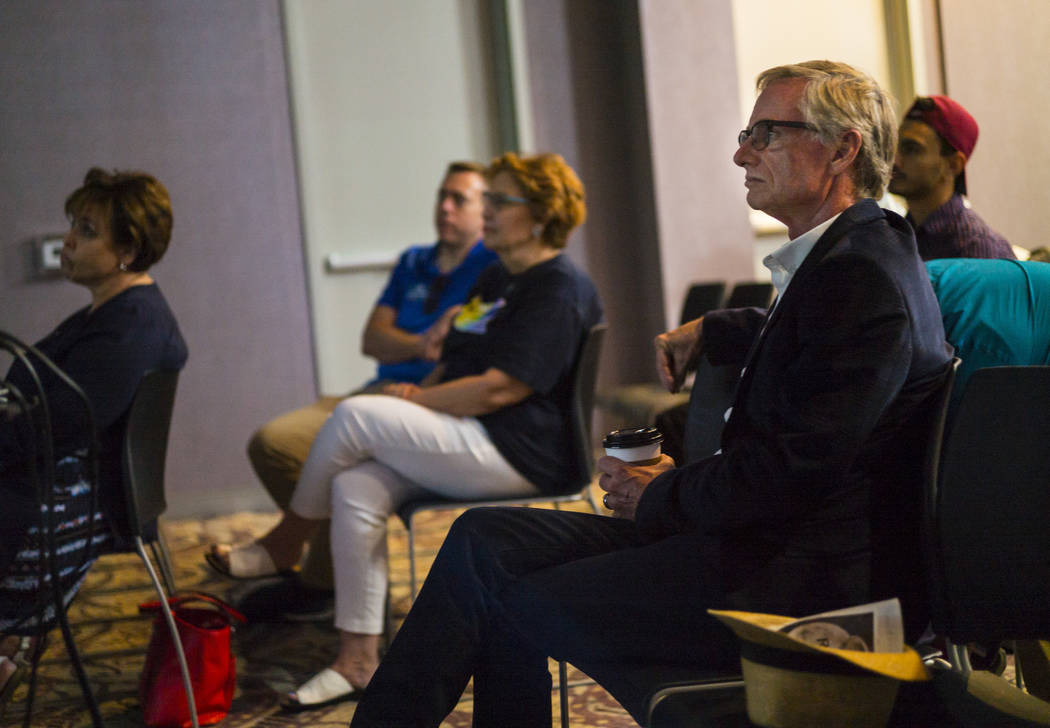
[
  {"x1": 235, "y1": 574, "x2": 335, "y2": 622},
  {"x1": 280, "y1": 667, "x2": 363, "y2": 713},
  {"x1": 1, "y1": 636, "x2": 34, "y2": 718},
  {"x1": 205, "y1": 542, "x2": 293, "y2": 580}
]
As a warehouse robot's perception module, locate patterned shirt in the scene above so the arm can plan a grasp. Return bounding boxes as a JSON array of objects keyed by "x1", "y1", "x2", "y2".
[{"x1": 909, "y1": 194, "x2": 1015, "y2": 261}]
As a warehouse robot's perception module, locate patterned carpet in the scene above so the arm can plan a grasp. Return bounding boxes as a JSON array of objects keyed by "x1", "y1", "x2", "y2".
[{"x1": 5, "y1": 500, "x2": 639, "y2": 727}]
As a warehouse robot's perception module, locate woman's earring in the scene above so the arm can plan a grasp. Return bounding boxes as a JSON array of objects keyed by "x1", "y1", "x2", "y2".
[
  {"x1": 119, "y1": 262, "x2": 128, "y2": 272},
  {"x1": 532, "y1": 224, "x2": 543, "y2": 238}
]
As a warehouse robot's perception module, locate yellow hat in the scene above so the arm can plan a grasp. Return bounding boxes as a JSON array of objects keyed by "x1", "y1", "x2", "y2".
[{"x1": 709, "y1": 608, "x2": 929, "y2": 728}]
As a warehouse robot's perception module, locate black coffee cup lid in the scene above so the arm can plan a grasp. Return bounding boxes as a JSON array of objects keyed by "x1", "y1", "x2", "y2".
[{"x1": 602, "y1": 426, "x2": 663, "y2": 448}]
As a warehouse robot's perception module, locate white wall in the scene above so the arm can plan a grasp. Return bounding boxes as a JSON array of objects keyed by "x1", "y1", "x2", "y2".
[
  {"x1": 638, "y1": 0, "x2": 756, "y2": 327},
  {"x1": 937, "y1": 0, "x2": 1050, "y2": 250},
  {"x1": 282, "y1": 0, "x2": 499, "y2": 394},
  {"x1": 731, "y1": 0, "x2": 894, "y2": 237}
]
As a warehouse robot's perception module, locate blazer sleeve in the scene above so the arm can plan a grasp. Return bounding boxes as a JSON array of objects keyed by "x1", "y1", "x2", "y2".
[
  {"x1": 636, "y1": 253, "x2": 914, "y2": 540},
  {"x1": 702, "y1": 307, "x2": 769, "y2": 366}
]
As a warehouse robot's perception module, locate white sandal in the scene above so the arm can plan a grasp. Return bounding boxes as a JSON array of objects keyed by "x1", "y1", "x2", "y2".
[{"x1": 280, "y1": 667, "x2": 363, "y2": 713}]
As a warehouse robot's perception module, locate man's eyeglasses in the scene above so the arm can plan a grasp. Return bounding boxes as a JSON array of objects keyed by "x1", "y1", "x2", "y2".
[
  {"x1": 482, "y1": 191, "x2": 530, "y2": 210},
  {"x1": 423, "y1": 275, "x2": 450, "y2": 315},
  {"x1": 737, "y1": 120, "x2": 816, "y2": 151}
]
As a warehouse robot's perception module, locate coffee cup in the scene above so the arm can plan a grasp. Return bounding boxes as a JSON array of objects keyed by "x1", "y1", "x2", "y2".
[{"x1": 602, "y1": 427, "x2": 664, "y2": 465}]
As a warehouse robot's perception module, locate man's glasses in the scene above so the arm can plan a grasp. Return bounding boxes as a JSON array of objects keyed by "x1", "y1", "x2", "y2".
[
  {"x1": 423, "y1": 275, "x2": 450, "y2": 315},
  {"x1": 737, "y1": 120, "x2": 816, "y2": 151},
  {"x1": 482, "y1": 191, "x2": 530, "y2": 210}
]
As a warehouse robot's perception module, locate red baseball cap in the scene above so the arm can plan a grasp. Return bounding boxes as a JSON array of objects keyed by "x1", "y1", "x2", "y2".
[{"x1": 904, "y1": 95, "x2": 978, "y2": 194}]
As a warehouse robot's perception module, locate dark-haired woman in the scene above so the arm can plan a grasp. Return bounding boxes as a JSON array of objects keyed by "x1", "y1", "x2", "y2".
[{"x1": 0, "y1": 169, "x2": 187, "y2": 706}]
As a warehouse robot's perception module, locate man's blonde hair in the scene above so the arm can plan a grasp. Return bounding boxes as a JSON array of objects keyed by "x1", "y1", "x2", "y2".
[{"x1": 757, "y1": 60, "x2": 898, "y2": 199}]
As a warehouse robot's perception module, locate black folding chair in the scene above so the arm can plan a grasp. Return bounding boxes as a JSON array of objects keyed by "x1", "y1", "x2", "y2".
[
  {"x1": 924, "y1": 366, "x2": 1050, "y2": 726},
  {"x1": 55, "y1": 370, "x2": 198, "y2": 728},
  {"x1": 723, "y1": 281, "x2": 775, "y2": 309},
  {"x1": 116, "y1": 370, "x2": 198, "y2": 726},
  {"x1": 679, "y1": 281, "x2": 727, "y2": 325}
]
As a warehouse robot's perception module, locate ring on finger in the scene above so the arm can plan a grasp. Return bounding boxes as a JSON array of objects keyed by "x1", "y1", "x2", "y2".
[{"x1": 602, "y1": 493, "x2": 611, "y2": 509}]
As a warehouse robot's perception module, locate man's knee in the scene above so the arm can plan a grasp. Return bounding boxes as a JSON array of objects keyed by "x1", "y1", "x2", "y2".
[
  {"x1": 247, "y1": 420, "x2": 297, "y2": 475},
  {"x1": 246, "y1": 407, "x2": 325, "y2": 501},
  {"x1": 446, "y1": 507, "x2": 532, "y2": 549}
]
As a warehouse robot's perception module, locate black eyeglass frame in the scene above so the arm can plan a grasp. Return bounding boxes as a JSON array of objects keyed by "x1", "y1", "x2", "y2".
[{"x1": 737, "y1": 120, "x2": 817, "y2": 150}]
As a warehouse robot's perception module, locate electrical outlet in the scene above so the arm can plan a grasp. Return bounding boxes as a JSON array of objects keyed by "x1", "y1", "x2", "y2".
[{"x1": 38, "y1": 236, "x2": 64, "y2": 274}]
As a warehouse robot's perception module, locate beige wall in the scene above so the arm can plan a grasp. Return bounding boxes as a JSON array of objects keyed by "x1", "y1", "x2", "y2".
[
  {"x1": 731, "y1": 0, "x2": 895, "y2": 243},
  {"x1": 283, "y1": 0, "x2": 499, "y2": 394},
  {"x1": 639, "y1": 0, "x2": 755, "y2": 328},
  {"x1": 937, "y1": 0, "x2": 1050, "y2": 250}
]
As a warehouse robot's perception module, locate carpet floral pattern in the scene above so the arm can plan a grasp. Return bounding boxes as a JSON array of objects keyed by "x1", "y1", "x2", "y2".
[{"x1": 7, "y1": 505, "x2": 638, "y2": 727}]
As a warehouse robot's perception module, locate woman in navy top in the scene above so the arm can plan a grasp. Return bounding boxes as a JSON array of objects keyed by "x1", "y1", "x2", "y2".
[
  {"x1": 0, "y1": 170, "x2": 186, "y2": 692},
  {"x1": 208, "y1": 153, "x2": 602, "y2": 712}
]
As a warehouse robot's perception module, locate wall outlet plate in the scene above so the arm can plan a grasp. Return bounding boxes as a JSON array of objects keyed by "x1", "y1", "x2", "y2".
[{"x1": 37, "y1": 236, "x2": 64, "y2": 275}]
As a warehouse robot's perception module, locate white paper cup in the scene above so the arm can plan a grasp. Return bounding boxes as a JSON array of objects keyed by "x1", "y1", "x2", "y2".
[{"x1": 602, "y1": 427, "x2": 663, "y2": 464}]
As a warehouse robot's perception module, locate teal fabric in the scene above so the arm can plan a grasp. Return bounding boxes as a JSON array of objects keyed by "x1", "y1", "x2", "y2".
[{"x1": 927, "y1": 258, "x2": 1050, "y2": 408}]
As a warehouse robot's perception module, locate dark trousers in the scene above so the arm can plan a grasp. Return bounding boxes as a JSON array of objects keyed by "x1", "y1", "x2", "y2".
[{"x1": 350, "y1": 507, "x2": 740, "y2": 727}]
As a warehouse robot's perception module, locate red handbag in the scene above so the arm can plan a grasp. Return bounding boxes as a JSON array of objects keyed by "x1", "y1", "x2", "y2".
[{"x1": 138, "y1": 592, "x2": 246, "y2": 728}]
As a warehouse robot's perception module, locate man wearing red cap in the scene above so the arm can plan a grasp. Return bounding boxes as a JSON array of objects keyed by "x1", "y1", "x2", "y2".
[{"x1": 889, "y1": 95, "x2": 1014, "y2": 261}]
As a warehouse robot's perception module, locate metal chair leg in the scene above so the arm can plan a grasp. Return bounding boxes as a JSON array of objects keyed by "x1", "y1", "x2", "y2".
[
  {"x1": 559, "y1": 660, "x2": 570, "y2": 728},
  {"x1": 135, "y1": 536, "x2": 199, "y2": 728},
  {"x1": 946, "y1": 639, "x2": 973, "y2": 674},
  {"x1": 150, "y1": 526, "x2": 178, "y2": 595},
  {"x1": 407, "y1": 516, "x2": 418, "y2": 599},
  {"x1": 53, "y1": 596, "x2": 104, "y2": 728}
]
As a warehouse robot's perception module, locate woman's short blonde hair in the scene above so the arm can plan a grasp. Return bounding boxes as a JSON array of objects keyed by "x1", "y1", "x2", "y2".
[
  {"x1": 64, "y1": 168, "x2": 173, "y2": 272},
  {"x1": 756, "y1": 60, "x2": 898, "y2": 199},
  {"x1": 485, "y1": 152, "x2": 586, "y2": 249}
]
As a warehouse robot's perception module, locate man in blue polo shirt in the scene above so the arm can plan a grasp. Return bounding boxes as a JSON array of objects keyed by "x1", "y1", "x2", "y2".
[{"x1": 241, "y1": 161, "x2": 495, "y2": 619}]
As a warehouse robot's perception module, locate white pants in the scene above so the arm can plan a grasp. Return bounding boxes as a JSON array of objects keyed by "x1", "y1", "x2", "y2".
[{"x1": 288, "y1": 395, "x2": 539, "y2": 634}]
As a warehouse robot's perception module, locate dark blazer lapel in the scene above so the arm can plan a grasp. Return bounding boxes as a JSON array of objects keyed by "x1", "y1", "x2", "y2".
[
  {"x1": 763, "y1": 199, "x2": 885, "y2": 333},
  {"x1": 733, "y1": 200, "x2": 885, "y2": 382}
]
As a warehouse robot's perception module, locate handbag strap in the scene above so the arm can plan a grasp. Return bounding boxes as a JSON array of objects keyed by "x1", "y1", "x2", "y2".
[{"x1": 139, "y1": 590, "x2": 246, "y2": 624}]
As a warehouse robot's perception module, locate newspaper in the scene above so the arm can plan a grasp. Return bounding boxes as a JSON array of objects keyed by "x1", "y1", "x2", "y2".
[{"x1": 776, "y1": 598, "x2": 905, "y2": 653}]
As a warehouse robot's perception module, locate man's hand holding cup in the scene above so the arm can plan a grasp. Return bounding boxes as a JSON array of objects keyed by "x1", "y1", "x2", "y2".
[{"x1": 597, "y1": 427, "x2": 674, "y2": 520}]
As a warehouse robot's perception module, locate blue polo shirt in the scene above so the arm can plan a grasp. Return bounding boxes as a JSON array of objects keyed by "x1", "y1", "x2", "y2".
[{"x1": 371, "y1": 240, "x2": 497, "y2": 384}]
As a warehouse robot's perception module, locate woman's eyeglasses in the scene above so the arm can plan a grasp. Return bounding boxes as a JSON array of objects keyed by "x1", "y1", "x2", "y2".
[{"x1": 482, "y1": 191, "x2": 530, "y2": 210}]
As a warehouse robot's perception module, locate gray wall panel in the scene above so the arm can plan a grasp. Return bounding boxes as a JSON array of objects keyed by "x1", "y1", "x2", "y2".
[{"x1": 0, "y1": 1, "x2": 314, "y2": 517}]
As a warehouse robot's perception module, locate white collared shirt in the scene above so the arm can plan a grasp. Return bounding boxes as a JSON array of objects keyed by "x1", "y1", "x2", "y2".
[{"x1": 762, "y1": 212, "x2": 842, "y2": 306}]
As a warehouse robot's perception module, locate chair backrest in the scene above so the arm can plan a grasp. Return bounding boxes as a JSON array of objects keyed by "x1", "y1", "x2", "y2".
[
  {"x1": 567, "y1": 323, "x2": 607, "y2": 489},
  {"x1": 928, "y1": 365, "x2": 1050, "y2": 644},
  {"x1": 724, "y1": 281, "x2": 775, "y2": 309},
  {"x1": 679, "y1": 282, "x2": 726, "y2": 325},
  {"x1": 121, "y1": 369, "x2": 180, "y2": 537}
]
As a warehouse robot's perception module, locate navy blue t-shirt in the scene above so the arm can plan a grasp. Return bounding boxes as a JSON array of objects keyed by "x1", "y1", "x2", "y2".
[
  {"x1": 372, "y1": 240, "x2": 497, "y2": 384},
  {"x1": 1, "y1": 283, "x2": 188, "y2": 525},
  {"x1": 441, "y1": 254, "x2": 603, "y2": 491}
]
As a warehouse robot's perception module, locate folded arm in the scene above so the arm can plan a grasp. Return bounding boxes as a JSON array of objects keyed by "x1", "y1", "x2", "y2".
[
  {"x1": 362, "y1": 304, "x2": 459, "y2": 364},
  {"x1": 383, "y1": 366, "x2": 532, "y2": 417}
]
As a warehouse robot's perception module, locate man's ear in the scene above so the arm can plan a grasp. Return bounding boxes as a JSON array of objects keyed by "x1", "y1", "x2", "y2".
[
  {"x1": 828, "y1": 129, "x2": 863, "y2": 175},
  {"x1": 946, "y1": 150, "x2": 966, "y2": 179}
]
